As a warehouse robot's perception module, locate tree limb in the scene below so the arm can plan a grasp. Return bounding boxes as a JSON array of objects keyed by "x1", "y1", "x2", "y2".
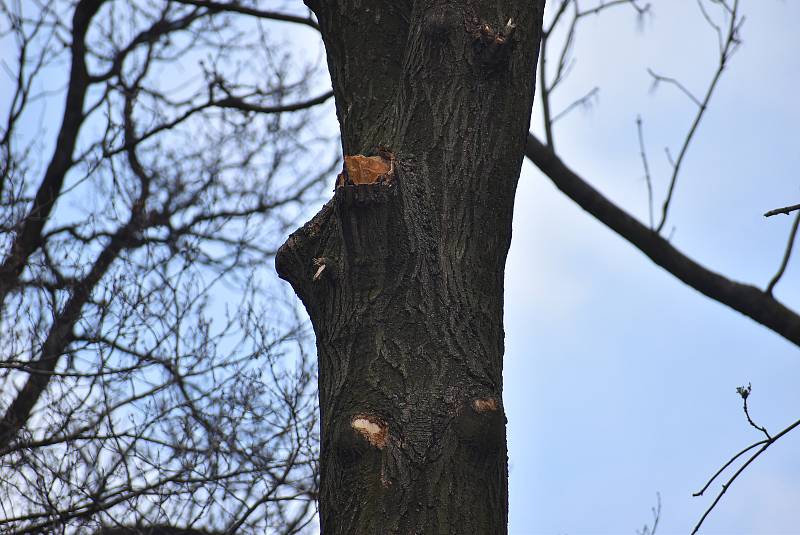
[
  {"x1": 764, "y1": 203, "x2": 800, "y2": 218},
  {"x1": 0, "y1": 0, "x2": 105, "y2": 307},
  {"x1": 214, "y1": 90, "x2": 334, "y2": 115},
  {"x1": 170, "y1": 0, "x2": 319, "y2": 30},
  {"x1": 0, "y1": 221, "x2": 130, "y2": 450},
  {"x1": 524, "y1": 133, "x2": 800, "y2": 348}
]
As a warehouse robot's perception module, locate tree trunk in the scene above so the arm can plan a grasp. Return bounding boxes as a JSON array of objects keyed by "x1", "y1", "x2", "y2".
[{"x1": 276, "y1": 1, "x2": 544, "y2": 533}]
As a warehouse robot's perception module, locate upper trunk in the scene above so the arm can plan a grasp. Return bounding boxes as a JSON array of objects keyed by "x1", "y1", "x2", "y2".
[{"x1": 276, "y1": 1, "x2": 544, "y2": 533}]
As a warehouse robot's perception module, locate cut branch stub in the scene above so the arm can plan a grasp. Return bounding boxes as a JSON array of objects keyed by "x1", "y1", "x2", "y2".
[
  {"x1": 466, "y1": 15, "x2": 517, "y2": 67},
  {"x1": 336, "y1": 150, "x2": 395, "y2": 188}
]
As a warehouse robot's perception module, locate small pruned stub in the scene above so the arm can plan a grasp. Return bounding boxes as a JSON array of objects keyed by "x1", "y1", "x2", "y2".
[
  {"x1": 465, "y1": 15, "x2": 516, "y2": 67},
  {"x1": 351, "y1": 414, "x2": 388, "y2": 449},
  {"x1": 335, "y1": 148, "x2": 395, "y2": 188}
]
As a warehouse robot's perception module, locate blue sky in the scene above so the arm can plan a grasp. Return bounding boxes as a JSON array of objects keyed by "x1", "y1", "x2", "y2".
[
  {"x1": 504, "y1": 2, "x2": 800, "y2": 533},
  {"x1": 2, "y1": 1, "x2": 798, "y2": 533}
]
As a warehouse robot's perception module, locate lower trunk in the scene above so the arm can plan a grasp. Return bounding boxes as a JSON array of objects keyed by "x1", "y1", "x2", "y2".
[
  {"x1": 277, "y1": 183, "x2": 509, "y2": 532},
  {"x1": 277, "y1": 1, "x2": 544, "y2": 532}
]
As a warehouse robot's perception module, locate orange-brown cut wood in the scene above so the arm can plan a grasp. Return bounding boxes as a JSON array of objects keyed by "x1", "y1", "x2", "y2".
[{"x1": 336, "y1": 154, "x2": 393, "y2": 187}]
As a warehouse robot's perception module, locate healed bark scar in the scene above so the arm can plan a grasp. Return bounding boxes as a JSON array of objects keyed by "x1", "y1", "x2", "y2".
[
  {"x1": 335, "y1": 148, "x2": 395, "y2": 188},
  {"x1": 472, "y1": 397, "x2": 499, "y2": 413},
  {"x1": 351, "y1": 415, "x2": 388, "y2": 449}
]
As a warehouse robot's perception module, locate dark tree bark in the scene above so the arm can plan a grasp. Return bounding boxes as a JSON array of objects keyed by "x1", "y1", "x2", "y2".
[{"x1": 276, "y1": 1, "x2": 544, "y2": 533}]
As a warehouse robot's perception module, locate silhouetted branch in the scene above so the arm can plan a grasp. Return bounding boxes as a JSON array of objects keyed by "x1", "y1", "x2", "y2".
[
  {"x1": 636, "y1": 492, "x2": 661, "y2": 535},
  {"x1": 524, "y1": 133, "x2": 800, "y2": 348},
  {"x1": 214, "y1": 90, "x2": 333, "y2": 114},
  {"x1": 766, "y1": 210, "x2": 800, "y2": 295},
  {"x1": 646, "y1": 68, "x2": 702, "y2": 106},
  {"x1": 635, "y1": 115, "x2": 654, "y2": 229},
  {"x1": 736, "y1": 383, "x2": 770, "y2": 440},
  {"x1": 0, "y1": 1, "x2": 328, "y2": 530},
  {"x1": 692, "y1": 386, "x2": 800, "y2": 534},
  {"x1": 576, "y1": 0, "x2": 650, "y2": 17},
  {"x1": 171, "y1": 0, "x2": 319, "y2": 30},
  {"x1": 655, "y1": 0, "x2": 742, "y2": 233},
  {"x1": 538, "y1": 0, "x2": 650, "y2": 149},
  {"x1": 0, "y1": 0, "x2": 103, "y2": 308},
  {"x1": 551, "y1": 86, "x2": 598, "y2": 124},
  {"x1": 765, "y1": 203, "x2": 800, "y2": 218}
]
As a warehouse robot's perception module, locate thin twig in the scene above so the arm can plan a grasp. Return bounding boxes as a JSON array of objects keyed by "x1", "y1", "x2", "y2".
[
  {"x1": 766, "y1": 209, "x2": 800, "y2": 295},
  {"x1": 736, "y1": 383, "x2": 771, "y2": 439},
  {"x1": 576, "y1": 0, "x2": 651, "y2": 18},
  {"x1": 655, "y1": 0, "x2": 742, "y2": 233},
  {"x1": 171, "y1": 0, "x2": 320, "y2": 30},
  {"x1": 691, "y1": 384, "x2": 800, "y2": 534},
  {"x1": 550, "y1": 9, "x2": 578, "y2": 92},
  {"x1": 543, "y1": 0, "x2": 572, "y2": 37},
  {"x1": 743, "y1": 398, "x2": 771, "y2": 439},
  {"x1": 636, "y1": 115, "x2": 654, "y2": 229},
  {"x1": 691, "y1": 416, "x2": 800, "y2": 534},
  {"x1": 692, "y1": 440, "x2": 767, "y2": 498},
  {"x1": 539, "y1": 32, "x2": 556, "y2": 149},
  {"x1": 764, "y1": 202, "x2": 800, "y2": 218},
  {"x1": 696, "y1": 0, "x2": 724, "y2": 54},
  {"x1": 636, "y1": 492, "x2": 661, "y2": 535},
  {"x1": 663, "y1": 147, "x2": 675, "y2": 168},
  {"x1": 646, "y1": 68, "x2": 702, "y2": 107},
  {"x1": 540, "y1": 0, "x2": 649, "y2": 149},
  {"x1": 551, "y1": 86, "x2": 599, "y2": 123}
]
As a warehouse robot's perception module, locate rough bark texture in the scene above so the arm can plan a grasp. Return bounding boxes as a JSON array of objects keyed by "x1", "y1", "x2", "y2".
[{"x1": 276, "y1": 1, "x2": 544, "y2": 533}]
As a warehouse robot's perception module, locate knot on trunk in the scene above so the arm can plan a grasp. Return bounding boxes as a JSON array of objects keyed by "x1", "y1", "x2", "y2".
[
  {"x1": 351, "y1": 414, "x2": 389, "y2": 449},
  {"x1": 466, "y1": 16, "x2": 517, "y2": 69},
  {"x1": 453, "y1": 397, "x2": 505, "y2": 452},
  {"x1": 332, "y1": 413, "x2": 390, "y2": 465}
]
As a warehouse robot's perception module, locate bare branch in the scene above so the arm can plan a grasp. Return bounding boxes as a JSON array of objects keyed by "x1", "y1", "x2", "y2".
[
  {"x1": 764, "y1": 202, "x2": 800, "y2": 218},
  {"x1": 692, "y1": 387, "x2": 800, "y2": 534},
  {"x1": 692, "y1": 440, "x2": 766, "y2": 499},
  {"x1": 0, "y1": 1, "x2": 325, "y2": 530},
  {"x1": 171, "y1": 0, "x2": 319, "y2": 31},
  {"x1": 636, "y1": 492, "x2": 661, "y2": 535},
  {"x1": 538, "y1": 33, "x2": 556, "y2": 148},
  {"x1": 0, "y1": 218, "x2": 132, "y2": 450},
  {"x1": 550, "y1": 86, "x2": 598, "y2": 124},
  {"x1": 576, "y1": 0, "x2": 650, "y2": 18},
  {"x1": 766, "y1": 209, "x2": 800, "y2": 295},
  {"x1": 539, "y1": 0, "x2": 651, "y2": 150},
  {"x1": 656, "y1": 0, "x2": 742, "y2": 233},
  {"x1": 646, "y1": 68, "x2": 702, "y2": 107},
  {"x1": 525, "y1": 132, "x2": 800, "y2": 348},
  {"x1": 88, "y1": 8, "x2": 208, "y2": 83},
  {"x1": 214, "y1": 89, "x2": 333, "y2": 115},
  {"x1": 735, "y1": 383, "x2": 771, "y2": 440},
  {"x1": 0, "y1": 0, "x2": 105, "y2": 307},
  {"x1": 635, "y1": 115, "x2": 654, "y2": 229}
]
